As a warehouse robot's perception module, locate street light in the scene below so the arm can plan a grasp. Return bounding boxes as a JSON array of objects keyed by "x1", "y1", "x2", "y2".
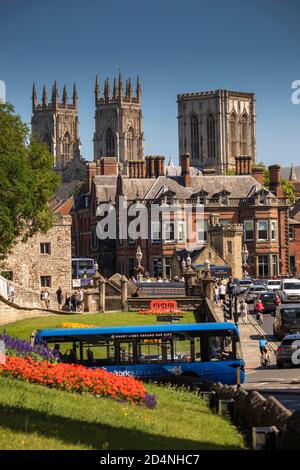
[
  {"x1": 94, "y1": 261, "x2": 99, "y2": 273},
  {"x1": 136, "y1": 246, "x2": 143, "y2": 267},
  {"x1": 186, "y1": 253, "x2": 192, "y2": 267},
  {"x1": 241, "y1": 244, "x2": 249, "y2": 278}
]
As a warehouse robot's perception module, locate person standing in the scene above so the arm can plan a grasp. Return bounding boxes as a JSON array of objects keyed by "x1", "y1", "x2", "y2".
[
  {"x1": 239, "y1": 299, "x2": 248, "y2": 324},
  {"x1": 219, "y1": 283, "x2": 226, "y2": 306},
  {"x1": 44, "y1": 290, "x2": 50, "y2": 309},
  {"x1": 56, "y1": 286, "x2": 63, "y2": 311},
  {"x1": 77, "y1": 288, "x2": 84, "y2": 312},
  {"x1": 213, "y1": 284, "x2": 219, "y2": 306}
]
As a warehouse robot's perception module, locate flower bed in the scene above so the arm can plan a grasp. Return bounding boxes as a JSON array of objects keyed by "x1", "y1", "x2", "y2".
[
  {"x1": 0, "y1": 356, "x2": 156, "y2": 407},
  {"x1": 59, "y1": 322, "x2": 96, "y2": 329},
  {"x1": 0, "y1": 333, "x2": 60, "y2": 362}
]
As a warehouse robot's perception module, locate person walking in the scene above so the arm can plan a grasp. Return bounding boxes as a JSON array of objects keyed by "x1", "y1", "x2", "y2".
[
  {"x1": 218, "y1": 283, "x2": 226, "y2": 306},
  {"x1": 239, "y1": 299, "x2": 248, "y2": 324},
  {"x1": 213, "y1": 283, "x2": 219, "y2": 306},
  {"x1": 56, "y1": 286, "x2": 63, "y2": 311},
  {"x1": 77, "y1": 288, "x2": 84, "y2": 312},
  {"x1": 255, "y1": 298, "x2": 265, "y2": 325},
  {"x1": 44, "y1": 290, "x2": 50, "y2": 309},
  {"x1": 64, "y1": 292, "x2": 71, "y2": 311}
]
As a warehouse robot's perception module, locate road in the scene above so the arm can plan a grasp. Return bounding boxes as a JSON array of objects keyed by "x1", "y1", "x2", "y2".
[{"x1": 244, "y1": 302, "x2": 300, "y2": 412}]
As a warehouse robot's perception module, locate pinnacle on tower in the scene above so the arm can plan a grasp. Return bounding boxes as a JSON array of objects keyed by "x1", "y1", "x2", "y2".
[
  {"x1": 104, "y1": 78, "x2": 110, "y2": 101},
  {"x1": 128, "y1": 77, "x2": 132, "y2": 100},
  {"x1": 113, "y1": 78, "x2": 117, "y2": 99},
  {"x1": 136, "y1": 75, "x2": 141, "y2": 102},
  {"x1": 32, "y1": 82, "x2": 38, "y2": 111},
  {"x1": 52, "y1": 80, "x2": 59, "y2": 108},
  {"x1": 95, "y1": 75, "x2": 100, "y2": 104},
  {"x1": 62, "y1": 85, "x2": 68, "y2": 105},
  {"x1": 42, "y1": 84, "x2": 48, "y2": 107},
  {"x1": 72, "y1": 82, "x2": 78, "y2": 108},
  {"x1": 118, "y1": 73, "x2": 123, "y2": 101}
]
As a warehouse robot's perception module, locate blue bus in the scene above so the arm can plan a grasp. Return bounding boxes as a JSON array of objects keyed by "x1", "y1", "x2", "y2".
[
  {"x1": 33, "y1": 323, "x2": 245, "y2": 385},
  {"x1": 72, "y1": 258, "x2": 96, "y2": 287}
]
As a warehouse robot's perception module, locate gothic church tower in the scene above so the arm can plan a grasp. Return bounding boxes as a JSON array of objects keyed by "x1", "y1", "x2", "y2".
[
  {"x1": 93, "y1": 74, "x2": 144, "y2": 166},
  {"x1": 31, "y1": 81, "x2": 81, "y2": 170}
]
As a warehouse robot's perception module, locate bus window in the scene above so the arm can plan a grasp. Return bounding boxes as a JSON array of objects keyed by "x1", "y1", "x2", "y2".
[
  {"x1": 118, "y1": 341, "x2": 134, "y2": 364},
  {"x1": 137, "y1": 339, "x2": 173, "y2": 363},
  {"x1": 173, "y1": 335, "x2": 201, "y2": 362},
  {"x1": 82, "y1": 340, "x2": 115, "y2": 365},
  {"x1": 208, "y1": 335, "x2": 235, "y2": 361}
]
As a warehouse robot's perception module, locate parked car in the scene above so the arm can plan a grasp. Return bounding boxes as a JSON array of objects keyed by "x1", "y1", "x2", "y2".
[
  {"x1": 258, "y1": 291, "x2": 281, "y2": 313},
  {"x1": 244, "y1": 285, "x2": 267, "y2": 303},
  {"x1": 273, "y1": 303, "x2": 300, "y2": 338},
  {"x1": 266, "y1": 279, "x2": 282, "y2": 291},
  {"x1": 279, "y1": 278, "x2": 300, "y2": 303},
  {"x1": 276, "y1": 333, "x2": 300, "y2": 369},
  {"x1": 236, "y1": 278, "x2": 253, "y2": 295}
]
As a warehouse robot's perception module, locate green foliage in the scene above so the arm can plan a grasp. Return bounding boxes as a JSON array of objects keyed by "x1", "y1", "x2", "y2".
[
  {"x1": 0, "y1": 103, "x2": 60, "y2": 256},
  {"x1": 227, "y1": 168, "x2": 236, "y2": 176},
  {"x1": 280, "y1": 177, "x2": 296, "y2": 205}
]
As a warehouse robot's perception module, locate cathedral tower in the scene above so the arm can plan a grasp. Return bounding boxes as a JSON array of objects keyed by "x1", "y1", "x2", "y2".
[
  {"x1": 31, "y1": 82, "x2": 81, "y2": 170},
  {"x1": 177, "y1": 89, "x2": 256, "y2": 174},
  {"x1": 93, "y1": 74, "x2": 144, "y2": 166}
]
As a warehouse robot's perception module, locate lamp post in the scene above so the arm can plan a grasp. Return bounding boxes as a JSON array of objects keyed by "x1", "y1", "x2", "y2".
[
  {"x1": 204, "y1": 258, "x2": 211, "y2": 278},
  {"x1": 241, "y1": 244, "x2": 249, "y2": 278},
  {"x1": 135, "y1": 245, "x2": 144, "y2": 283}
]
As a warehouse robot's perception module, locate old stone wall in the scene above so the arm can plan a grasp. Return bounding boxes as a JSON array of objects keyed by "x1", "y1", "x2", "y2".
[
  {"x1": 0, "y1": 295, "x2": 58, "y2": 327},
  {"x1": 3, "y1": 215, "x2": 72, "y2": 295}
]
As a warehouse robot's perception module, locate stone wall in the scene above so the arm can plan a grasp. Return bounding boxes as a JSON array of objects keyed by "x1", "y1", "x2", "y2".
[
  {"x1": 3, "y1": 215, "x2": 72, "y2": 294},
  {"x1": 0, "y1": 295, "x2": 61, "y2": 327}
]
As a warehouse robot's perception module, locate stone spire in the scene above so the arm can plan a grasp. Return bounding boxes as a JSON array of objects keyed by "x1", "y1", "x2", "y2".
[
  {"x1": 136, "y1": 75, "x2": 141, "y2": 102},
  {"x1": 289, "y1": 163, "x2": 297, "y2": 181},
  {"x1": 62, "y1": 85, "x2": 68, "y2": 106},
  {"x1": 52, "y1": 80, "x2": 59, "y2": 109},
  {"x1": 95, "y1": 75, "x2": 100, "y2": 104},
  {"x1": 118, "y1": 73, "x2": 123, "y2": 101},
  {"x1": 42, "y1": 84, "x2": 48, "y2": 107},
  {"x1": 32, "y1": 82, "x2": 37, "y2": 111},
  {"x1": 113, "y1": 78, "x2": 117, "y2": 99},
  {"x1": 72, "y1": 83, "x2": 78, "y2": 108},
  {"x1": 128, "y1": 77, "x2": 132, "y2": 100},
  {"x1": 104, "y1": 78, "x2": 110, "y2": 101}
]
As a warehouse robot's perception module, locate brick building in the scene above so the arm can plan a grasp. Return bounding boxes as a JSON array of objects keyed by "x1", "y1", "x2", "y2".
[
  {"x1": 72, "y1": 155, "x2": 290, "y2": 279},
  {"x1": 289, "y1": 199, "x2": 300, "y2": 275}
]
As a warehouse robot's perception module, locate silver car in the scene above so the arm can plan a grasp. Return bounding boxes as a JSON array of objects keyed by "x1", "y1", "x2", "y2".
[
  {"x1": 244, "y1": 285, "x2": 267, "y2": 303},
  {"x1": 276, "y1": 333, "x2": 300, "y2": 368}
]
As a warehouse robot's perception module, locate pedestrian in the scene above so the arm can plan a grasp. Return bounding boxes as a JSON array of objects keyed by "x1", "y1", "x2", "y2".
[
  {"x1": 63, "y1": 292, "x2": 71, "y2": 311},
  {"x1": 239, "y1": 299, "x2": 248, "y2": 324},
  {"x1": 44, "y1": 290, "x2": 50, "y2": 309},
  {"x1": 213, "y1": 283, "x2": 219, "y2": 306},
  {"x1": 77, "y1": 288, "x2": 84, "y2": 312},
  {"x1": 71, "y1": 291, "x2": 78, "y2": 312},
  {"x1": 56, "y1": 286, "x2": 63, "y2": 311},
  {"x1": 218, "y1": 283, "x2": 226, "y2": 306},
  {"x1": 40, "y1": 289, "x2": 45, "y2": 302}
]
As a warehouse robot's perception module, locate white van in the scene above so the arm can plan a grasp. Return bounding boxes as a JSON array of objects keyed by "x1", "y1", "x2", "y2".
[
  {"x1": 266, "y1": 279, "x2": 282, "y2": 291},
  {"x1": 280, "y1": 279, "x2": 300, "y2": 303}
]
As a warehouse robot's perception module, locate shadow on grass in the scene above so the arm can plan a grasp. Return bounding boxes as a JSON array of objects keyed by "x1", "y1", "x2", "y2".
[{"x1": 0, "y1": 404, "x2": 242, "y2": 450}]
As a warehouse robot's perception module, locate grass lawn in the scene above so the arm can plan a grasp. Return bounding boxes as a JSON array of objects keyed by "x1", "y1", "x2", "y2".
[
  {"x1": 2, "y1": 311, "x2": 196, "y2": 341},
  {"x1": 0, "y1": 376, "x2": 244, "y2": 450}
]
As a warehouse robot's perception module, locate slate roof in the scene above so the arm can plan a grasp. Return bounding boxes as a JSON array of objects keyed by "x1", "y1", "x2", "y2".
[{"x1": 94, "y1": 175, "x2": 118, "y2": 203}]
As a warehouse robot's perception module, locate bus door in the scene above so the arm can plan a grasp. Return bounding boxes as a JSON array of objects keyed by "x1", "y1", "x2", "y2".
[{"x1": 115, "y1": 340, "x2": 136, "y2": 377}]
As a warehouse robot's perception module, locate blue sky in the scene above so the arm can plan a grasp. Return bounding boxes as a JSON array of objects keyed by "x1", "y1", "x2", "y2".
[{"x1": 1, "y1": 0, "x2": 300, "y2": 165}]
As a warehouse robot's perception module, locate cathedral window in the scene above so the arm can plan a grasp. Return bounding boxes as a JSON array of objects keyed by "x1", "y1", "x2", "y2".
[
  {"x1": 207, "y1": 114, "x2": 216, "y2": 159},
  {"x1": 190, "y1": 114, "x2": 200, "y2": 160},
  {"x1": 62, "y1": 132, "x2": 71, "y2": 165},
  {"x1": 240, "y1": 113, "x2": 248, "y2": 155},
  {"x1": 127, "y1": 127, "x2": 135, "y2": 161},
  {"x1": 229, "y1": 113, "x2": 237, "y2": 159},
  {"x1": 105, "y1": 127, "x2": 115, "y2": 157}
]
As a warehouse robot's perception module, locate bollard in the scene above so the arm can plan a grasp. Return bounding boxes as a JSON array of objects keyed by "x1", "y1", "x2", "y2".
[
  {"x1": 198, "y1": 391, "x2": 217, "y2": 410},
  {"x1": 252, "y1": 426, "x2": 279, "y2": 450},
  {"x1": 218, "y1": 398, "x2": 235, "y2": 420}
]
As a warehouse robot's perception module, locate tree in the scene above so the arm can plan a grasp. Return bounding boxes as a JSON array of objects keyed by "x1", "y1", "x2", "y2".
[
  {"x1": 0, "y1": 102, "x2": 60, "y2": 258},
  {"x1": 280, "y1": 177, "x2": 296, "y2": 205}
]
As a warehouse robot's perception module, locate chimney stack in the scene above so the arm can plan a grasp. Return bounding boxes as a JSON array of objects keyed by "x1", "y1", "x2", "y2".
[
  {"x1": 269, "y1": 164, "x2": 283, "y2": 196},
  {"x1": 181, "y1": 153, "x2": 191, "y2": 187},
  {"x1": 235, "y1": 156, "x2": 252, "y2": 175},
  {"x1": 251, "y1": 167, "x2": 265, "y2": 185}
]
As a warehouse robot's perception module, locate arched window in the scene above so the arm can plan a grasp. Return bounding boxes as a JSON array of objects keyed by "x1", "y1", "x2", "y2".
[
  {"x1": 43, "y1": 134, "x2": 52, "y2": 153},
  {"x1": 62, "y1": 132, "x2": 71, "y2": 165},
  {"x1": 240, "y1": 113, "x2": 248, "y2": 155},
  {"x1": 127, "y1": 127, "x2": 135, "y2": 161},
  {"x1": 229, "y1": 112, "x2": 237, "y2": 159},
  {"x1": 191, "y1": 114, "x2": 199, "y2": 160},
  {"x1": 105, "y1": 127, "x2": 115, "y2": 157},
  {"x1": 207, "y1": 114, "x2": 216, "y2": 159}
]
